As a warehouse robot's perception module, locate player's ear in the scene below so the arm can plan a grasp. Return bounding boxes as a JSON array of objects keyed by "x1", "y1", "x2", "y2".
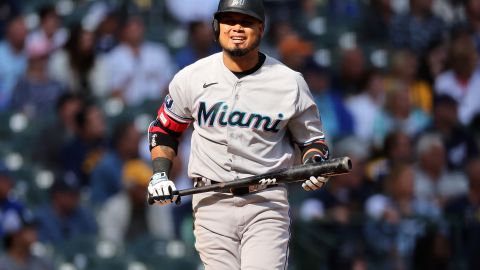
[{"x1": 259, "y1": 22, "x2": 265, "y2": 36}]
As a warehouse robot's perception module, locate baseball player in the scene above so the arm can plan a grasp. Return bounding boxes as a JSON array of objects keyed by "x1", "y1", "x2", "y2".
[{"x1": 147, "y1": 0, "x2": 330, "y2": 269}]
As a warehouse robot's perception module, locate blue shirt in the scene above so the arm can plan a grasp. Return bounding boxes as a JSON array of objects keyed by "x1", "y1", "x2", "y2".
[
  {"x1": 313, "y1": 91, "x2": 354, "y2": 139},
  {"x1": 9, "y1": 76, "x2": 65, "y2": 114},
  {"x1": 34, "y1": 203, "x2": 97, "y2": 245},
  {"x1": 0, "y1": 42, "x2": 27, "y2": 110},
  {"x1": 90, "y1": 150, "x2": 124, "y2": 206},
  {"x1": 0, "y1": 197, "x2": 25, "y2": 237}
]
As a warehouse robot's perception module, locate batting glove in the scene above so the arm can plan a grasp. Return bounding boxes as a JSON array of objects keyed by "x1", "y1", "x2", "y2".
[
  {"x1": 302, "y1": 176, "x2": 329, "y2": 191},
  {"x1": 147, "y1": 172, "x2": 180, "y2": 205},
  {"x1": 302, "y1": 154, "x2": 329, "y2": 191}
]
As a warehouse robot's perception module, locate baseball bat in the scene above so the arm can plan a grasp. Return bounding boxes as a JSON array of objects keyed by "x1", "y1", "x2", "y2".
[{"x1": 148, "y1": 156, "x2": 352, "y2": 205}]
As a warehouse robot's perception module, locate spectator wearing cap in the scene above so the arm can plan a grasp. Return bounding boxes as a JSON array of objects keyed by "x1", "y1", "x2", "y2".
[
  {"x1": 0, "y1": 15, "x2": 28, "y2": 111},
  {"x1": 0, "y1": 209, "x2": 53, "y2": 270},
  {"x1": 105, "y1": 15, "x2": 175, "y2": 106},
  {"x1": 0, "y1": 162, "x2": 26, "y2": 238},
  {"x1": 423, "y1": 94, "x2": 479, "y2": 171},
  {"x1": 9, "y1": 36, "x2": 66, "y2": 116},
  {"x1": 34, "y1": 172, "x2": 97, "y2": 246},
  {"x1": 97, "y1": 159, "x2": 174, "y2": 246}
]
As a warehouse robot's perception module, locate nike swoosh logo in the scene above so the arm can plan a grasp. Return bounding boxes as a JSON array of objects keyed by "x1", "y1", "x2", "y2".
[{"x1": 203, "y1": 82, "x2": 218, "y2": 88}]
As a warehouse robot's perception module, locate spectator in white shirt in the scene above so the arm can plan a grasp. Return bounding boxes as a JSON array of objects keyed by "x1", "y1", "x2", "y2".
[
  {"x1": 434, "y1": 32, "x2": 480, "y2": 125},
  {"x1": 105, "y1": 15, "x2": 175, "y2": 106},
  {"x1": 413, "y1": 132, "x2": 468, "y2": 207},
  {"x1": 48, "y1": 24, "x2": 108, "y2": 98},
  {"x1": 346, "y1": 68, "x2": 386, "y2": 143}
]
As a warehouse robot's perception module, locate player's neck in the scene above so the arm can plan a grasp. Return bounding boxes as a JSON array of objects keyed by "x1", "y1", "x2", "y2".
[{"x1": 223, "y1": 49, "x2": 260, "y2": 73}]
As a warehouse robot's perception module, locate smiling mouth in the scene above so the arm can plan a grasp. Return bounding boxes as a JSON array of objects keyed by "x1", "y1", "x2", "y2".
[{"x1": 231, "y1": 36, "x2": 246, "y2": 44}]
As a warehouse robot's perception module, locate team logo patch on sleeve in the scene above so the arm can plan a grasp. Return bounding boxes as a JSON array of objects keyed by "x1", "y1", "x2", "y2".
[{"x1": 165, "y1": 94, "x2": 174, "y2": 109}]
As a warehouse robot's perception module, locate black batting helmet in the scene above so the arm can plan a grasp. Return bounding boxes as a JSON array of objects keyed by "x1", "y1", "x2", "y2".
[{"x1": 212, "y1": 0, "x2": 265, "y2": 40}]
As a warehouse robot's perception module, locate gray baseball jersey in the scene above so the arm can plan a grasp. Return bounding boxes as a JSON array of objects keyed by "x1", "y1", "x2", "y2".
[
  {"x1": 159, "y1": 51, "x2": 325, "y2": 270},
  {"x1": 163, "y1": 52, "x2": 325, "y2": 182}
]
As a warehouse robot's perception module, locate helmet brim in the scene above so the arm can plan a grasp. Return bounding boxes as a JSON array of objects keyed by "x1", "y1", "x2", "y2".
[{"x1": 214, "y1": 9, "x2": 264, "y2": 22}]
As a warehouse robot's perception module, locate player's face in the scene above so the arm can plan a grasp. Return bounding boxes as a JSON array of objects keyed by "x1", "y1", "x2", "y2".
[{"x1": 218, "y1": 13, "x2": 264, "y2": 57}]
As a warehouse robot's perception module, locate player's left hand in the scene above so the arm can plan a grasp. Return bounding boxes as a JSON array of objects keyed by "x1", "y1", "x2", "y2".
[
  {"x1": 302, "y1": 153, "x2": 329, "y2": 191},
  {"x1": 302, "y1": 176, "x2": 329, "y2": 191}
]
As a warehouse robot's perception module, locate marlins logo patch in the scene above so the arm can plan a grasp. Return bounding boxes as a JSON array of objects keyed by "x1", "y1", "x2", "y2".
[{"x1": 165, "y1": 94, "x2": 174, "y2": 109}]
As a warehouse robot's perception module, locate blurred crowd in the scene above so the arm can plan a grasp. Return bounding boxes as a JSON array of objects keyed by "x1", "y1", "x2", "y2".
[{"x1": 0, "y1": 0, "x2": 480, "y2": 269}]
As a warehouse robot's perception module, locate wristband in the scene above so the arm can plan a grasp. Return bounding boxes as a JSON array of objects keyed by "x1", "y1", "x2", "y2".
[
  {"x1": 303, "y1": 151, "x2": 326, "y2": 164},
  {"x1": 152, "y1": 157, "x2": 172, "y2": 176}
]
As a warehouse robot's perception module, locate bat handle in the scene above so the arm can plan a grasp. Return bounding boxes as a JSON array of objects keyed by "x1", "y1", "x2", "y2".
[{"x1": 147, "y1": 190, "x2": 181, "y2": 205}]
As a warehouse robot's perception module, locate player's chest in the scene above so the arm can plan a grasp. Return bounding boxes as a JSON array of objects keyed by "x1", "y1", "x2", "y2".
[{"x1": 191, "y1": 80, "x2": 296, "y2": 132}]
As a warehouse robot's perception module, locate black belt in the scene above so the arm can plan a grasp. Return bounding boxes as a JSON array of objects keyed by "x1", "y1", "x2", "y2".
[{"x1": 193, "y1": 178, "x2": 278, "y2": 196}]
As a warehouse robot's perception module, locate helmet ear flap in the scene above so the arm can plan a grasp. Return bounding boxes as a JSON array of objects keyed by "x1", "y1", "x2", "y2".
[{"x1": 212, "y1": 18, "x2": 219, "y2": 42}]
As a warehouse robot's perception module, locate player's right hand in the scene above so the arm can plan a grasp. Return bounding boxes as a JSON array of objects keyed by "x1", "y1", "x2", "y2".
[{"x1": 147, "y1": 172, "x2": 180, "y2": 205}]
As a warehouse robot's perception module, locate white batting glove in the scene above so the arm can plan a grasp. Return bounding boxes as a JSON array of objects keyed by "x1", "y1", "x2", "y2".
[
  {"x1": 147, "y1": 172, "x2": 179, "y2": 205},
  {"x1": 258, "y1": 178, "x2": 277, "y2": 189},
  {"x1": 302, "y1": 176, "x2": 329, "y2": 191}
]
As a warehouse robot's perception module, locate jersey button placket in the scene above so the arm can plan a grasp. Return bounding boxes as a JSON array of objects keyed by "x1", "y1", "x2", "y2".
[{"x1": 226, "y1": 81, "x2": 240, "y2": 172}]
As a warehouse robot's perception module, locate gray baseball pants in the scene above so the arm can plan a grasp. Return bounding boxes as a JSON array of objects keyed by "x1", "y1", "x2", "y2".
[{"x1": 192, "y1": 185, "x2": 290, "y2": 270}]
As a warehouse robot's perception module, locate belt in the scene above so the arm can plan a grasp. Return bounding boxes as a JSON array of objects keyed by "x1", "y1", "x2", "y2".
[{"x1": 193, "y1": 177, "x2": 278, "y2": 196}]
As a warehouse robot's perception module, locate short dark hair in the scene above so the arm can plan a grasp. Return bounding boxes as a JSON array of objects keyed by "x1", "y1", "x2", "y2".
[
  {"x1": 112, "y1": 120, "x2": 135, "y2": 148},
  {"x1": 433, "y1": 94, "x2": 457, "y2": 108},
  {"x1": 38, "y1": 4, "x2": 57, "y2": 22},
  {"x1": 55, "y1": 92, "x2": 82, "y2": 113},
  {"x1": 74, "y1": 101, "x2": 98, "y2": 129}
]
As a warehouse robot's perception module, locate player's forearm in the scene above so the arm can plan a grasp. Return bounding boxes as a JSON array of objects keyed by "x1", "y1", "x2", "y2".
[
  {"x1": 151, "y1": 145, "x2": 176, "y2": 177},
  {"x1": 151, "y1": 145, "x2": 176, "y2": 160}
]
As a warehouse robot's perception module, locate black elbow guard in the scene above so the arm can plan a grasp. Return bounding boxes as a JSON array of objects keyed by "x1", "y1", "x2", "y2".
[{"x1": 148, "y1": 119, "x2": 182, "y2": 153}]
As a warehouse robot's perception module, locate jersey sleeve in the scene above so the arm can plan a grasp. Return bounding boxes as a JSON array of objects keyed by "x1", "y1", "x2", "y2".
[
  {"x1": 164, "y1": 71, "x2": 194, "y2": 122},
  {"x1": 148, "y1": 71, "x2": 194, "y2": 153},
  {"x1": 287, "y1": 73, "x2": 326, "y2": 146}
]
